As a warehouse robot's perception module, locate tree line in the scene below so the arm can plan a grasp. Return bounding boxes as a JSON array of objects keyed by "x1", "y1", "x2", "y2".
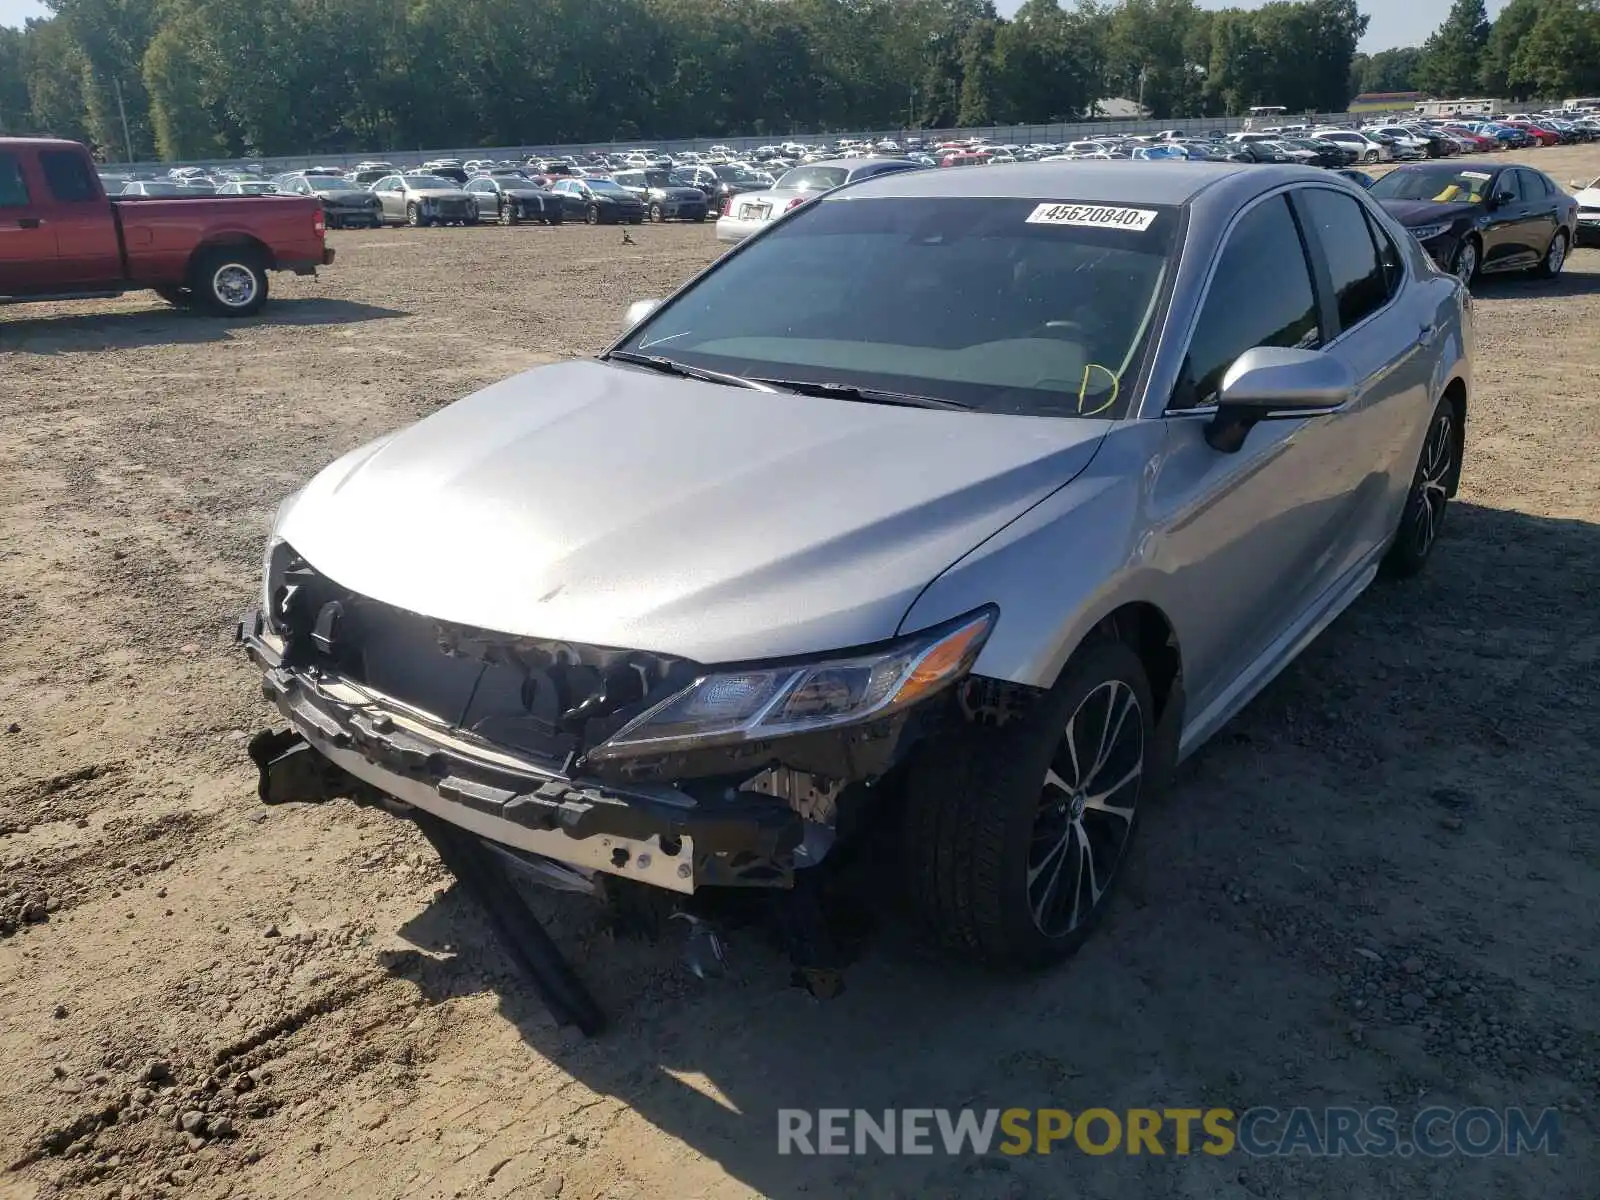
[
  {"x1": 0, "y1": 0, "x2": 1567, "y2": 165},
  {"x1": 1349, "y1": 0, "x2": 1600, "y2": 101}
]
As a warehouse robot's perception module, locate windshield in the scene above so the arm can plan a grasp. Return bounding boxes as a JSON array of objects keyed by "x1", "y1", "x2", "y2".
[
  {"x1": 229, "y1": 183, "x2": 278, "y2": 193},
  {"x1": 587, "y1": 180, "x2": 630, "y2": 195},
  {"x1": 616, "y1": 196, "x2": 1176, "y2": 418},
  {"x1": 779, "y1": 165, "x2": 849, "y2": 191},
  {"x1": 307, "y1": 177, "x2": 357, "y2": 191},
  {"x1": 404, "y1": 175, "x2": 456, "y2": 188},
  {"x1": 715, "y1": 166, "x2": 757, "y2": 182},
  {"x1": 1371, "y1": 168, "x2": 1497, "y2": 203},
  {"x1": 642, "y1": 171, "x2": 678, "y2": 187}
]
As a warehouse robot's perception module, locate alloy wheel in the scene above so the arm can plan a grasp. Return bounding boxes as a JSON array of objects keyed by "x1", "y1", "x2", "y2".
[
  {"x1": 211, "y1": 264, "x2": 257, "y2": 309},
  {"x1": 1455, "y1": 239, "x2": 1477, "y2": 283},
  {"x1": 1547, "y1": 233, "x2": 1567, "y2": 276},
  {"x1": 1026, "y1": 680, "x2": 1143, "y2": 938},
  {"x1": 1412, "y1": 411, "x2": 1453, "y2": 557}
]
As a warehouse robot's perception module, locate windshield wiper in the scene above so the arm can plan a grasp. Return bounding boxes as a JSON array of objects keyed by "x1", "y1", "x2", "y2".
[
  {"x1": 604, "y1": 351, "x2": 773, "y2": 391},
  {"x1": 752, "y1": 378, "x2": 971, "y2": 410}
]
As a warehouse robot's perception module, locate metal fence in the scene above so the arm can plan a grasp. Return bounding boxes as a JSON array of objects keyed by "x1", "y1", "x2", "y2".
[{"x1": 106, "y1": 110, "x2": 1379, "y2": 175}]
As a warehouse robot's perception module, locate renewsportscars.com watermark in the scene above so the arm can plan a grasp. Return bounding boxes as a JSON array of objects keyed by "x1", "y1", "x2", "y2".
[{"x1": 777, "y1": 1107, "x2": 1563, "y2": 1158}]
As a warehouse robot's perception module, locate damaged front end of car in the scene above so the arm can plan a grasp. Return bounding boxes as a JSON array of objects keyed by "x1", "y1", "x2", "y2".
[{"x1": 238, "y1": 542, "x2": 1001, "y2": 1030}]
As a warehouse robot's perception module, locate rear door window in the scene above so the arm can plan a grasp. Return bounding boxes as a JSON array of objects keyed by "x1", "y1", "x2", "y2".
[
  {"x1": 1294, "y1": 188, "x2": 1390, "y2": 333},
  {"x1": 0, "y1": 153, "x2": 31, "y2": 207},
  {"x1": 40, "y1": 151, "x2": 99, "y2": 202}
]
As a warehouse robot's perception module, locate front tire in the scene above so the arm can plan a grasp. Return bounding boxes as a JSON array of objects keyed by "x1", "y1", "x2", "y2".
[
  {"x1": 649, "y1": 202, "x2": 665, "y2": 223},
  {"x1": 1451, "y1": 235, "x2": 1480, "y2": 284},
  {"x1": 586, "y1": 204, "x2": 601, "y2": 225},
  {"x1": 1364, "y1": 150, "x2": 1379, "y2": 164},
  {"x1": 406, "y1": 203, "x2": 422, "y2": 228},
  {"x1": 904, "y1": 640, "x2": 1152, "y2": 969},
  {"x1": 1383, "y1": 396, "x2": 1457, "y2": 578},
  {"x1": 1534, "y1": 229, "x2": 1568, "y2": 278},
  {"x1": 191, "y1": 248, "x2": 268, "y2": 317},
  {"x1": 499, "y1": 204, "x2": 518, "y2": 226}
]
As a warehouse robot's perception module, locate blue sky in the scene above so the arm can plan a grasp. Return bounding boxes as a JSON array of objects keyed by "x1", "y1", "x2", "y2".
[{"x1": 0, "y1": 0, "x2": 1509, "y2": 51}]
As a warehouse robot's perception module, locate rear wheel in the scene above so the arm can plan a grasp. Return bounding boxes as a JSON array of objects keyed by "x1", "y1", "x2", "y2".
[
  {"x1": 586, "y1": 204, "x2": 601, "y2": 225},
  {"x1": 499, "y1": 203, "x2": 518, "y2": 226},
  {"x1": 1384, "y1": 396, "x2": 1457, "y2": 578},
  {"x1": 904, "y1": 640, "x2": 1152, "y2": 968},
  {"x1": 1364, "y1": 149, "x2": 1379, "y2": 164},
  {"x1": 190, "y1": 247, "x2": 268, "y2": 317},
  {"x1": 1534, "y1": 229, "x2": 1568, "y2": 279}
]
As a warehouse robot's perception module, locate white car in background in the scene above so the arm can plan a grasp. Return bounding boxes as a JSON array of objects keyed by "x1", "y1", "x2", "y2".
[
  {"x1": 1571, "y1": 175, "x2": 1600, "y2": 244},
  {"x1": 1365, "y1": 126, "x2": 1430, "y2": 159},
  {"x1": 1313, "y1": 129, "x2": 1391, "y2": 164}
]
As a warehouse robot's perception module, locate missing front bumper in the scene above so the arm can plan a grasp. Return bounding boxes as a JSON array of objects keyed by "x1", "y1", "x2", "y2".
[{"x1": 237, "y1": 610, "x2": 805, "y2": 895}]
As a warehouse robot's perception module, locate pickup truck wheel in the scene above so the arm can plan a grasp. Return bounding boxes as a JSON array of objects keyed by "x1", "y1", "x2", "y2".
[
  {"x1": 192, "y1": 249, "x2": 268, "y2": 317},
  {"x1": 903, "y1": 639, "x2": 1152, "y2": 969}
]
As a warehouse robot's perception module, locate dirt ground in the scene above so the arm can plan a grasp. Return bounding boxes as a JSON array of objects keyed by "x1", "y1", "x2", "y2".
[{"x1": 1, "y1": 145, "x2": 1597, "y2": 1200}]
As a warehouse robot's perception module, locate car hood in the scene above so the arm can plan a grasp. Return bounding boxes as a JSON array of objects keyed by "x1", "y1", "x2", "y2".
[
  {"x1": 646, "y1": 186, "x2": 706, "y2": 200},
  {"x1": 1573, "y1": 187, "x2": 1600, "y2": 207},
  {"x1": 1377, "y1": 199, "x2": 1478, "y2": 226},
  {"x1": 277, "y1": 358, "x2": 1109, "y2": 664},
  {"x1": 407, "y1": 188, "x2": 470, "y2": 200},
  {"x1": 320, "y1": 189, "x2": 379, "y2": 203},
  {"x1": 503, "y1": 186, "x2": 556, "y2": 198}
]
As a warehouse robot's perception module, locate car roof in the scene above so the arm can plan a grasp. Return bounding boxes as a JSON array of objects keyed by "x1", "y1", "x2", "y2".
[{"x1": 842, "y1": 159, "x2": 1336, "y2": 209}]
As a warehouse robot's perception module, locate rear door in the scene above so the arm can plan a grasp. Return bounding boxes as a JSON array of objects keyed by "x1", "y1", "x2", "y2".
[
  {"x1": 1514, "y1": 169, "x2": 1561, "y2": 260},
  {"x1": 33, "y1": 147, "x2": 121, "y2": 287},
  {"x1": 0, "y1": 149, "x2": 56, "y2": 293}
]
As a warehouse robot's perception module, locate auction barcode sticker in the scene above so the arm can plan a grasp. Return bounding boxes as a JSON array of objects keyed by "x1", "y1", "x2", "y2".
[
  {"x1": 1461, "y1": 170, "x2": 1493, "y2": 180},
  {"x1": 1026, "y1": 203, "x2": 1158, "y2": 230}
]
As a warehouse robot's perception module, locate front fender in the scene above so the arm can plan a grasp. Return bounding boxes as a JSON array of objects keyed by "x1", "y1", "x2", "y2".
[{"x1": 898, "y1": 421, "x2": 1169, "y2": 690}]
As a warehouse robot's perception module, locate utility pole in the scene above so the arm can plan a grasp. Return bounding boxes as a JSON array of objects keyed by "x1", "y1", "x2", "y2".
[
  {"x1": 111, "y1": 76, "x2": 134, "y2": 164},
  {"x1": 908, "y1": 86, "x2": 917, "y2": 133}
]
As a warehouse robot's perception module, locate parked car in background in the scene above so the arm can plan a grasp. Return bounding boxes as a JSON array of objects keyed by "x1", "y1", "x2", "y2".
[
  {"x1": 550, "y1": 177, "x2": 647, "y2": 224},
  {"x1": 612, "y1": 169, "x2": 710, "y2": 222},
  {"x1": 243, "y1": 160, "x2": 1471, "y2": 1024},
  {"x1": 1336, "y1": 168, "x2": 1377, "y2": 189},
  {"x1": 216, "y1": 181, "x2": 280, "y2": 195},
  {"x1": 1369, "y1": 163, "x2": 1576, "y2": 281},
  {"x1": 1314, "y1": 129, "x2": 1390, "y2": 163},
  {"x1": 1566, "y1": 175, "x2": 1600, "y2": 244},
  {"x1": 371, "y1": 173, "x2": 478, "y2": 227},
  {"x1": 1440, "y1": 125, "x2": 1498, "y2": 152},
  {"x1": 2, "y1": 136, "x2": 331, "y2": 316},
  {"x1": 464, "y1": 174, "x2": 564, "y2": 225},
  {"x1": 1398, "y1": 124, "x2": 1460, "y2": 158},
  {"x1": 279, "y1": 174, "x2": 385, "y2": 228},
  {"x1": 715, "y1": 158, "x2": 924, "y2": 243}
]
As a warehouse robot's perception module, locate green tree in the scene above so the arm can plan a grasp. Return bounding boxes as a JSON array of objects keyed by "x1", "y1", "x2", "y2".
[
  {"x1": 1416, "y1": 0, "x2": 1491, "y2": 97},
  {"x1": 1355, "y1": 45, "x2": 1423, "y2": 94},
  {"x1": 1509, "y1": 0, "x2": 1600, "y2": 98},
  {"x1": 1479, "y1": 0, "x2": 1546, "y2": 96}
]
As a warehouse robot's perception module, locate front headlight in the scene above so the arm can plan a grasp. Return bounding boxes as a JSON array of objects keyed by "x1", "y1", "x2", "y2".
[
  {"x1": 585, "y1": 608, "x2": 996, "y2": 762},
  {"x1": 1409, "y1": 221, "x2": 1454, "y2": 242}
]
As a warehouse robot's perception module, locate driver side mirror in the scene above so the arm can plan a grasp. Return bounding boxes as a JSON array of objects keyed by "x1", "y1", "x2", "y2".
[
  {"x1": 1205, "y1": 347, "x2": 1355, "y2": 453},
  {"x1": 1491, "y1": 189, "x2": 1516, "y2": 208},
  {"x1": 623, "y1": 298, "x2": 661, "y2": 331}
]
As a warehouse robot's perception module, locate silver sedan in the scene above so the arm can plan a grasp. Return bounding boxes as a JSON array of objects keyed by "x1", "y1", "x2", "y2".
[
  {"x1": 714, "y1": 157, "x2": 925, "y2": 242},
  {"x1": 243, "y1": 162, "x2": 1470, "y2": 1015}
]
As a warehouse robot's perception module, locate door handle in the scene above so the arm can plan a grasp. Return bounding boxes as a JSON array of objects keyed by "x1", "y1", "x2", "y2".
[{"x1": 17, "y1": 217, "x2": 43, "y2": 229}]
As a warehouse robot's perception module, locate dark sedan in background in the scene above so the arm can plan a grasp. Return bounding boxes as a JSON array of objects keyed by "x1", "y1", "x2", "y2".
[
  {"x1": 279, "y1": 174, "x2": 385, "y2": 228},
  {"x1": 612, "y1": 169, "x2": 710, "y2": 222},
  {"x1": 550, "y1": 177, "x2": 647, "y2": 224},
  {"x1": 1369, "y1": 163, "x2": 1576, "y2": 282},
  {"x1": 464, "y1": 175, "x2": 564, "y2": 225}
]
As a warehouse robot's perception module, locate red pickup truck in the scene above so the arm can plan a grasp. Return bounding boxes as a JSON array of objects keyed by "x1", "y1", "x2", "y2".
[{"x1": 1, "y1": 137, "x2": 333, "y2": 317}]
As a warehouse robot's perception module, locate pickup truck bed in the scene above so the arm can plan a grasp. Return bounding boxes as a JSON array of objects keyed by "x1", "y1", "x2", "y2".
[{"x1": 2, "y1": 137, "x2": 333, "y2": 316}]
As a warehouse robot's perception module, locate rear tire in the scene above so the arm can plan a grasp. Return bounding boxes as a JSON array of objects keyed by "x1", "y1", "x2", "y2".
[
  {"x1": 586, "y1": 204, "x2": 601, "y2": 225},
  {"x1": 903, "y1": 640, "x2": 1153, "y2": 969},
  {"x1": 190, "y1": 247, "x2": 268, "y2": 318},
  {"x1": 499, "y1": 204, "x2": 518, "y2": 226},
  {"x1": 1383, "y1": 396, "x2": 1457, "y2": 578},
  {"x1": 1534, "y1": 229, "x2": 1568, "y2": 278}
]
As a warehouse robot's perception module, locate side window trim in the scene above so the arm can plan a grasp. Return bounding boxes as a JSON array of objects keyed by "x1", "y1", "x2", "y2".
[{"x1": 1157, "y1": 187, "x2": 1324, "y2": 417}]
